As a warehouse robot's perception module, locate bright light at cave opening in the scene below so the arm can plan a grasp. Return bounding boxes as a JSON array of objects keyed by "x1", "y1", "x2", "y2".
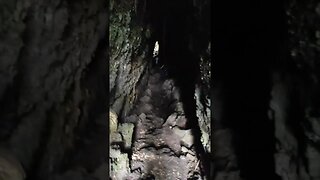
[{"x1": 153, "y1": 41, "x2": 159, "y2": 57}]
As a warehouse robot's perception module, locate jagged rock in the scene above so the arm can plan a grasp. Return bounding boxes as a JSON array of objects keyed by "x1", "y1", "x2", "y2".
[
  {"x1": 109, "y1": 110, "x2": 118, "y2": 133},
  {"x1": 110, "y1": 148, "x2": 130, "y2": 179},
  {"x1": 139, "y1": 113, "x2": 147, "y2": 120},
  {"x1": 124, "y1": 114, "x2": 139, "y2": 123},
  {"x1": 173, "y1": 127, "x2": 194, "y2": 149},
  {"x1": 139, "y1": 95, "x2": 151, "y2": 103},
  {"x1": 0, "y1": 0, "x2": 108, "y2": 177},
  {"x1": 136, "y1": 104, "x2": 153, "y2": 114},
  {"x1": 176, "y1": 115, "x2": 188, "y2": 128},
  {"x1": 110, "y1": 132, "x2": 122, "y2": 144},
  {"x1": 162, "y1": 113, "x2": 178, "y2": 127},
  {"x1": 174, "y1": 102, "x2": 185, "y2": 114},
  {"x1": 118, "y1": 123, "x2": 135, "y2": 149},
  {"x1": 145, "y1": 89, "x2": 152, "y2": 96}
]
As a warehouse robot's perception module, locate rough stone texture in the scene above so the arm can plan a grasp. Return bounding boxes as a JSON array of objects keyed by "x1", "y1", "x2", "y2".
[
  {"x1": 118, "y1": 123, "x2": 135, "y2": 149},
  {"x1": 109, "y1": 0, "x2": 212, "y2": 179},
  {"x1": 109, "y1": 0, "x2": 152, "y2": 119},
  {"x1": 109, "y1": 148, "x2": 130, "y2": 180},
  {"x1": 0, "y1": 0, "x2": 107, "y2": 179},
  {"x1": 109, "y1": 109, "x2": 118, "y2": 133},
  {"x1": 271, "y1": 1, "x2": 320, "y2": 179}
]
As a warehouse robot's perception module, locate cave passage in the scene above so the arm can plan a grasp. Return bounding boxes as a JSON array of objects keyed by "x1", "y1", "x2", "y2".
[{"x1": 109, "y1": 0, "x2": 211, "y2": 179}]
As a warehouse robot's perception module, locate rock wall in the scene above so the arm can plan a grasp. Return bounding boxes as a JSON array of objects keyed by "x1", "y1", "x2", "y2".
[
  {"x1": 109, "y1": 0, "x2": 153, "y2": 120},
  {"x1": 108, "y1": 0, "x2": 212, "y2": 178},
  {"x1": 0, "y1": 0, "x2": 107, "y2": 179},
  {"x1": 213, "y1": 1, "x2": 320, "y2": 180},
  {"x1": 272, "y1": 1, "x2": 320, "y2": 179}
]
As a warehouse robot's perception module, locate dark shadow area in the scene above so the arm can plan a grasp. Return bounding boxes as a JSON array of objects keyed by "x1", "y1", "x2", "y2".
[
  {"x1": 59, "y1": 35, "x2": 108, "y2": 174},
  {"x1": 213, "y1": 0, "x2": 285, "y2": 179}
]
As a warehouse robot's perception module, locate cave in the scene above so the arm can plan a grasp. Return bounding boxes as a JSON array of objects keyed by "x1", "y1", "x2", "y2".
[
  {"x1": 1, "y1": 0, "x2": 320, "y2": 180},
  {"x1": 109, "y1": 0, "x2": 211, "y2": 179}
]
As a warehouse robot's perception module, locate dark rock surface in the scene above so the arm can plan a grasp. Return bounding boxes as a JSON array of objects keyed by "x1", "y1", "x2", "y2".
[
  {"x1": 124, "y1": 67, "x2": 204, "y2": 179},
  {"x1": 0, "y1": 0, "x2": 107, "y2": 179},
  {"x1": 109, "y1": 0, "x2": 211, "y2": 179},
  {"x1": 213, "y1": 0, "x2": 320, "y2": 180}
]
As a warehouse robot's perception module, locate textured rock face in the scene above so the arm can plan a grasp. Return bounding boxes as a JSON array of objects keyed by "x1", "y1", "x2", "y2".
[
  {"x1": 0, "y1": 0, "x2": 107, "y2": 179},
  {"x1": 109, "y1": 0, "x2": 152, "y2": 119},
  {"x1": 109, "y1": 0, "x2": 212, "y2": 178},
  {"x1": 272, "y1": 1, "x2": 320, "y2": 179},
  {"x1": 213, "y1": 1, "x2": 320, "y2": 180}
]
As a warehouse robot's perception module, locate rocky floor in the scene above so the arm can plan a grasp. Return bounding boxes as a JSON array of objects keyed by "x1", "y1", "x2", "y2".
[{"x1": 110, "y1": 66, "x2": 204, "y2": 179}]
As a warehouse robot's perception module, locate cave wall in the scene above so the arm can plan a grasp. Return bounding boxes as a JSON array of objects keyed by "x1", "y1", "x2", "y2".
[
  {"x1": 0, "y1": 0, "x2": 107, "y2": 179},
  {"x1": 213, "y1": 1, "x2": 284, "y2": 180},
  {"x1": 108, "y1": 0, "x2": 213, "y2": 178},
  {"x1": 109, "y1": 0, "x2": 153, "y2": 120},
  {"x1": 213, "y1": 0, "x2": 320, "y2": 180},
  {"x1": 272, "y1": 1, "x2": 320, "y2": 179}
]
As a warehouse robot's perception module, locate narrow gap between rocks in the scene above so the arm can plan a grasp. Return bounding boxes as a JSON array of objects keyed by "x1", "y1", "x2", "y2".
[{"x1": 109, "y1": 0, "x2": 211, "y2": 179}]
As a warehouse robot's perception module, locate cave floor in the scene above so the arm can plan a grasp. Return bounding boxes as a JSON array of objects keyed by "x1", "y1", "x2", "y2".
[{"x1": 122, "y1": 66, "x2": 203, "y2": 179}]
